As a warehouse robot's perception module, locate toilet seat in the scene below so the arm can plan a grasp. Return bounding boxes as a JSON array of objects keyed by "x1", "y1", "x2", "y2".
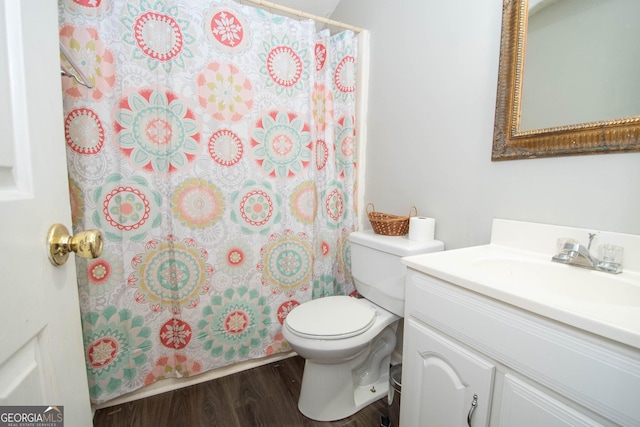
[{"x1": 285, "y1": 296, "x2": 376, "y2": 340}]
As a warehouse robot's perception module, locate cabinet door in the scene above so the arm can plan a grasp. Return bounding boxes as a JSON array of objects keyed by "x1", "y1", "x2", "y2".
[
  {"x1": 401, "y1": 318, "x2": 495, "y2": 427},
  {"x1": 498, "y1": 374, "x2": 603, "y2": 427}
]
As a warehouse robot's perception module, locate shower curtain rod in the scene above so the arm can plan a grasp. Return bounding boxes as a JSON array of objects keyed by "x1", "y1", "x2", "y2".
[{"x1": 240, "y1": 0, "x2": 363, "y2": 33}]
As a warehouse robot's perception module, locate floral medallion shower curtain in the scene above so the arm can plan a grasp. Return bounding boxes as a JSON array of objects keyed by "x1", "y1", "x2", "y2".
[{"x1": 59, "y1": 0, "x2": 358, "y2": 403}]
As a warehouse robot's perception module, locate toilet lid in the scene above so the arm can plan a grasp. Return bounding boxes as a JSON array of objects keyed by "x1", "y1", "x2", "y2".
[{"x1": 285, "y1": 296, "x2": 376, "y2": 340}]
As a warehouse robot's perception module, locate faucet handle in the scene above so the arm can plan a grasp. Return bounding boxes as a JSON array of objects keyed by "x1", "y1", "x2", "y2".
[
  {"x1": 555, "y1": 237, "x2": 578, "y2": 255},
  {"x1": 556, "y1": 237, "x2": 577, "y2": 252},
  {"x1": 596, "y1": 244, "x2": 624, "y2": 273},
  {"x1": 552, "y1": 237, "x2": 579, "y2": 263}
]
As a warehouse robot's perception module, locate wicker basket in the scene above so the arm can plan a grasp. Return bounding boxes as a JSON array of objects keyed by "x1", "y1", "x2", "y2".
[{"x1": 366, "y1": 203, "x2": 417, "y2": 236}]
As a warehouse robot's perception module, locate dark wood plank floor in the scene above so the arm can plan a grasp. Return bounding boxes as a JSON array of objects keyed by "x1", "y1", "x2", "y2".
[{"x1": 93, "y1": 356, "x2": 389, "y2": 427}]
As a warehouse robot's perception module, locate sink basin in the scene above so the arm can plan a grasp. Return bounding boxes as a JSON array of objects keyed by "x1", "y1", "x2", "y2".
[
  {"x1": 401, "y1": 218, "x2": 640, "y2": 350},
  {"x1": 470, "y1": 254, "x2": 640, "y2": 307}
]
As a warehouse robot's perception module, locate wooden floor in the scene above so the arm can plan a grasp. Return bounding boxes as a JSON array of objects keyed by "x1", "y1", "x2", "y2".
[{"x1": 93, "y1": 356, "x2": 389, "y2": 427}]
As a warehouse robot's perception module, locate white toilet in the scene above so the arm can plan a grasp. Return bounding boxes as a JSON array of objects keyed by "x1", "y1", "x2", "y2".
[{"x1": 282, "y1": 229, "x2": 444, "y2": 421}]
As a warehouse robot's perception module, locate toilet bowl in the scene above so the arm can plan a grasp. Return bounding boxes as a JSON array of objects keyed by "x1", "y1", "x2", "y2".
[
  {"x1": 282, "y1": 230, "x2": 444, "y2": 421},
  {"x1": 283, "y1": 295, "x2": 398, "y2": 421}
]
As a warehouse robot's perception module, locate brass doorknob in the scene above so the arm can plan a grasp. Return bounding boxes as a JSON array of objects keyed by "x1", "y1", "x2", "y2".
[{"x1": 47, "y1": 224, "x2": 103, "y2": 266}]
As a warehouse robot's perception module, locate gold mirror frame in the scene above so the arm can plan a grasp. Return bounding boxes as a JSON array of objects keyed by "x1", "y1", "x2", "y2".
[{"x1": 492, "y1": 0, "x2": 640, "y2": 161}]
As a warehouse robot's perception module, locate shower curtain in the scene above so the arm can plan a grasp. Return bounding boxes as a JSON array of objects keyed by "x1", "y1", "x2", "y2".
[{"x1": 59, "y1": 0, "x2": 358, "y2": 403}]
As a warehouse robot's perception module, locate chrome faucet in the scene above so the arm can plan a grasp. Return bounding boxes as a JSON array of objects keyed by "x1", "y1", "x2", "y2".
[{"x1": 552, "y1": 235, "x2": 623, "y2": 274}]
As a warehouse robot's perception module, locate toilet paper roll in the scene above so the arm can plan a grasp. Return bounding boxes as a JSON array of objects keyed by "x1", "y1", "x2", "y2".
[{"x1": 409, "y1": 217, "x2": 435, "y2": 241}]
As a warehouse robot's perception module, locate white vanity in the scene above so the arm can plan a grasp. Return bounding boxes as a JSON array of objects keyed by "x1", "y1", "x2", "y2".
[{"x1": 400, "y1": 219, "x2": 640, "y2": 426}]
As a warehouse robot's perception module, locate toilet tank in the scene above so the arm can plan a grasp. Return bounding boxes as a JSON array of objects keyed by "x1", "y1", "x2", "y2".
[{"x1": 349, "y1": 230, "x2": 444, "y2": 316}]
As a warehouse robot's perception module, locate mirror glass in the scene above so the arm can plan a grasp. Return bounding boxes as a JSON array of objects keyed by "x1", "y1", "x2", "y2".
[
  {"x1": 492, "y1": 0, "x2": 640, "y2": 160},
  {"x1": 520, "y1": 0, "x2": 640, "y2": 132}
]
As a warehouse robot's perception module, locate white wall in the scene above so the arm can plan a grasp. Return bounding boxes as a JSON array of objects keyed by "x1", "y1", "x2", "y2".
[{"x1": 331, "y1": 0, "x2": 640, "y2": 250}]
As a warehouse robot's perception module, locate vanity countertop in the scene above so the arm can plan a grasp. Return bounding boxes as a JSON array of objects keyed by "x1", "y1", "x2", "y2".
[{"x1": 401, "y1": 219, "x2": 640, "y2": 350}]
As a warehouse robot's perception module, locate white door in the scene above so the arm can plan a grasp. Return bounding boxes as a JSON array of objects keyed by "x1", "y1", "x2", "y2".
[
  {"x1": 401, "y1": 318, "x2": 495, "y2": 427},
  {"x1": 0, "y1": 0, "x2": 92, "y2": 425},
  {"x1": 498, "y1": 374, "x2": 603, "y2": 427}
]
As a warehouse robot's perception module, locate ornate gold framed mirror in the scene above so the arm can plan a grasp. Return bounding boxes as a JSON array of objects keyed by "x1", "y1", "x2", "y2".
[{"x1": 492, "y1": 0, "x2": 640, "y2": 160}]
